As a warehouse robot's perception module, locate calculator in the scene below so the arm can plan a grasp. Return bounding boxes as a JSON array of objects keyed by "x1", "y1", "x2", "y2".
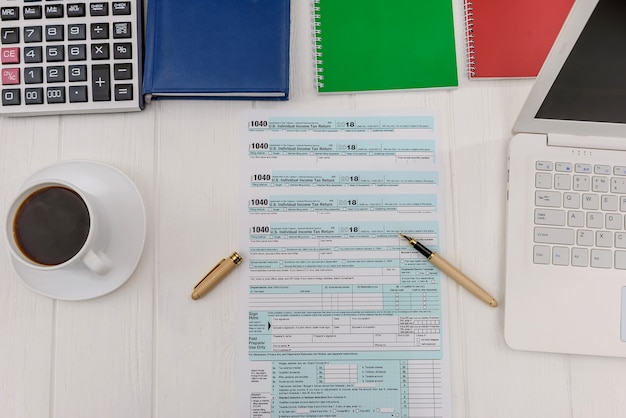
[{"x1": 0, "y1": 1, "x2": 143, "y2": 116}]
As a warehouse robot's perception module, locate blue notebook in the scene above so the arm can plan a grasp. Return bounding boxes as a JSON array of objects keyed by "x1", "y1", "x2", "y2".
[{"x1": 143, "y1": 0, "x2": 290, "y2": 101}]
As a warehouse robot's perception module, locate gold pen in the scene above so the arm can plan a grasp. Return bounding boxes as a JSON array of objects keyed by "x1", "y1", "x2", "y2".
[
  {"x1": 399, "y1": 234, "x2": 498, "y2": 308},
  {"x1": 192, "y1": 252, "x2": 243, "y2": 300}
]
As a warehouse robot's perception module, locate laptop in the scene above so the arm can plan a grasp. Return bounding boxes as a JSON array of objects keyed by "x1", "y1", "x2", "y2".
[{"x1": 505, "y1": 0, "x2": 626, "y2": 357}]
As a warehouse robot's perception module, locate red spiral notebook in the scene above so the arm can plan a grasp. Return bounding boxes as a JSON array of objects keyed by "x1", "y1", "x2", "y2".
[{"x1": 465, "y1": 0, "x2": 574, "y2": 78}]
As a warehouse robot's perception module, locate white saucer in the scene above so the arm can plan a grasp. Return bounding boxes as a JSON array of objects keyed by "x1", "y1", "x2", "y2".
[{"x1": 9, "y1": 160, "x2": 146, "y2": 301}]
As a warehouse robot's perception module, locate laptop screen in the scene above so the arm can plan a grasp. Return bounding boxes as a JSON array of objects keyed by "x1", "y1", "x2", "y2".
[{"x1": 535, "y1": 0, "x2": 626, "y2": 124}]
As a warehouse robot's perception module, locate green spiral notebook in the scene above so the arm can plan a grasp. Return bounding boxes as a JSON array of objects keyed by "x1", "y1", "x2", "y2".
[{"x1": 313, "y1": 0, "x2": 458, "y2": 93}]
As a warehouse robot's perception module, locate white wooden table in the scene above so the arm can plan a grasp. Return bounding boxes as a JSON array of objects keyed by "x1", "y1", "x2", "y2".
[{"x1": 2, "y1": 1, "x2": 626, "y2": 417}]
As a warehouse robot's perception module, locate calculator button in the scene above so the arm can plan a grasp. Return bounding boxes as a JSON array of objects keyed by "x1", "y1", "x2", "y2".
[
  {"x1": 113, "y1": 42, "x2": 131, "y2": 59},
  {"x1": 2, "y1": 88, "x2": 20, "y2": 105},
  {"x1": 89, "y1": 3, "x2": 108, "y2": 16},
  {"x1": 67, "y1": 44, "x2": 86, "y2": 61},
  {"x1": 46, "y1": 45, "x2": 64, "y2": 61},
  {"x1": 24, "y1": 46, "x2": 43, "y2": 63},
  {"x1": 1, "y1": 28, "x2": 19, "y2": 44},
  {"x1": 23, "y1": 6, "x2": 42, "y2": 19},
  {"x1": 90, "y1": 23, "x2": 108, "y2": 39},
  {"x1": 67, "y1": 3, "x2": 86, "y2": 17},
  {"x1": 2, "y1": 67, "x2": 20, "y2": 84},
  {"x1": 112, "y1": 2, "x2": 130, "y2": 15},
  {"x1": 24, "y1": 87, "x2": 44, "y2": 104},
  {"x1": 91, "y1": 64, "x2": 110, "y2": 101},
  {"x1": 67, "y1": 23, "x2": 86, "y2": 40},
  {"x1": 46, "y1": 65, "x2": 64, "y2": 83},
  {"x1": 113, "y1": 63, "x2": 131, "y2": 80},
  {"x1": 1, "y1": 47, "x2": 19, "y2": 64},
  {"x1": 114, "y1": 83, "x2": 132, "y2": 100},
  {"x1": 46, "y1": 86, "x2": 65, "y2": 103},
  {"x1": 1, "y1": 8, "x2": 20, "y2": 21},
  {"x1": 68, "y1": 64, "x2": 87, "y2": 81},
  {"x1": 113, "y1": 22, "x2": 130, "y2": 39},
  {"x1": 45, "y1": 25, "x2": 63, "y2": 41},
  {"x1": 24, "y1": 26, "x2": 42, "y2": 42},
  {"x1": 69, "y1": 85, "x2": 87, "y2": 102},
  {"x1": 91, "y1": 43, "x2": 108, "y2": 59},
  {"x1": 44, "y1": 4, "x2": 63, "y2": 18},
  {"x1": 23, "y1": 67, "x2": 43, "y2": 83}
]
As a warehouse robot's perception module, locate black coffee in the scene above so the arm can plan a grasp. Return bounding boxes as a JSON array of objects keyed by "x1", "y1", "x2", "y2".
[{"x1": 13, "y1": 186, "x2": 90, "y2": 266}]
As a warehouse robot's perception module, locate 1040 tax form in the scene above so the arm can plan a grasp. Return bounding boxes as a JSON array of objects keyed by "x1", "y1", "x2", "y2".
[{"x1": 237, "y1": 110, "x2": 451, "y2": 418}]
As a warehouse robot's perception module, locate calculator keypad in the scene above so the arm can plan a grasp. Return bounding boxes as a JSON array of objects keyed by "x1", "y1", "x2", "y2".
[{"x1": 0, "y1": 1, "x2": 143, "y2": 116}]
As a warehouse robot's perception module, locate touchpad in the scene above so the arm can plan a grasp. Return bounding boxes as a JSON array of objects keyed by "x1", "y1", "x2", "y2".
[{"x1": 621, "y1": 287, "x2": 626, "y2": 342}]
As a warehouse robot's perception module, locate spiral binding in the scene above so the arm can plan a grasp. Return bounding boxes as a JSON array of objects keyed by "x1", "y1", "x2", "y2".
[
  {"x1": 464, "y1": 0, "x2": 476, "y2": 78},
  {"x1": 311, "y1": 0, "x2": 324, "y2": 89}
]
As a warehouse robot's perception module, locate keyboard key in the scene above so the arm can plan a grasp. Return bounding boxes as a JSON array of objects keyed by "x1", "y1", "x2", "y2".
[
  {"x1": 46, "y1": 86, "x2": 65, "y2": 103},
  {"x1": 556, "y1": 162, "x2": 573, "y2": 172},
  {"x1": 582, "y1": 193, "x2": 599, "y2": 210},
  {"x1": 616, "y1": 251, "x2": 626, "y2": 270},
  {"x1": 534, "y1": 227, "x2": 575, "y2": 245},
  {"x1": 536, "y1": 161, "x2": 554, "y2": 171},
  {"x1": 577, "y1": 229, "x2": 594, "y2": 246},
  {"x1": 616, "y1": 232, "x2": 626, "y2": 249},
  {"x1": 112, "y1": 2, "x2": 131, "y2": 15},
  {"x1": 595, "y1": 165, "x2": 611, "y2": 175},
  {"x1": 568, "y1": 211, "x2": 585, "y2": 227},
  {"x1": 89, "y1": 3, "x2": 108, "y2": 16},
  {"x1": 68, "y1": 64, "x2": 87, "y2": 81},
  {"x1": 23, "y1": 6, "x2": 42, "y2": 19},
  {"x1": 23, "y1": 46, "x2": 42, "y2": 63},
  {"x1": 91, "y1": 43, "x2": 109, "y2": 59},
  {"x1": 535, "y1": 172, "x2": 552, "y2": 189},
  {"x1": 23, "y1": 66, "x2": 42, "y2": 83},
  {"x1": 24, "y1": 25, "x2": 42, "y2": 42},
  {"x1": 591, "y1": 249, "x2": 612, "y2": 268},
  {"x1": 46, "y1": 45, "x2": 64, "y2": 61},
  {"x1": 24, "y1": 87, "x2": 43, "y2": 104},
  {"x1": 44, "y1": 4, "x2": 63, "y2": 18},
  {"x1": 113, "y1": 22, "x2": 131, "y2": 39},
  {"x1": 554, "y1": 173, "x2": 571, "y2": 190},
  {"x1": 1, "y1": 27, "x2": 19, "y2": 44},
  {"x1": 534, "y1": 208, "x2": 565, "y2": 226},
  {"x1": 571, "y1": 248, "x2": 589, "y2": 267},
  {"x1": 606, "y1": 213, "x2": 623, "y2": 230},
  {"x1": 2, "y1": 88, "x2": 20, "y2": 105},
  {"x1": 114, "y1": 83, "x2": 132, "y2": 100},
  {"x1": 596, "y1": 230, "x2": 612, "y2": 247},
  {"x1": 66, "y1": 3, "x2": 86, "y2": 17},
  {"x1": 592, "y1": 176, "x2": 609, "y2": 192},
  {"x1": 535, "y1": 191, "x2": 561, "y2": 208},
  {"x1": 91, "y1": 64, "x2": 110, "y2": 101},
  {"x1": 552, "y1": 246, "x2": 569, "y2": 266},
  {"x1": 1, "y1": 47, "x2": 19, "y2": 63},
  {"x1": 113, "y1": 42, "x2": 131, "y2": 59},
  {"x1": 573, "y1": 175, "x2": 590, "y2": 191},
  {"x1": 533, "y1": 245, "x2": 550, "y2": 264},
  {"x1": 68, "y1": 85, "x2": 87, "y2": 102},
  {"x1": 586, "y1": 212, "x2": 603, "y2": 228},
  {"x1": 113, "y1": 63, "x2": 132, "y2": 79},
  {"x1": 1, "y1": 7, "x2": 20, "y2": 21},
  {"x1": 45, "y1": 24, "x2": 63, "y2": 41},
  {"x1": 2, "y1": 67, "x2": 19, "y2": 84},
  {"x1": 575, "y1": 163, "x2": 592, "y2": 173},
  {"x1": 563, "y1": 192, "x2": 580, "y2": 209},
  {"x1": 67, "y1": 23, "x2": 86, "y2": 40}
]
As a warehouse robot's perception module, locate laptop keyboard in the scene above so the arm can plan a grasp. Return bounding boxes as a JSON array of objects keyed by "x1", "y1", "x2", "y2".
[{"x1": 534, "y1": 160, "x2": 626, "y2": 268}]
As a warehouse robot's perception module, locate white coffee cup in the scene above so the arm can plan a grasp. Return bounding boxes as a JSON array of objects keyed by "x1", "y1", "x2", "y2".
[{"x1": 5, "y1": 179, "x2": 112, "y2": 275}]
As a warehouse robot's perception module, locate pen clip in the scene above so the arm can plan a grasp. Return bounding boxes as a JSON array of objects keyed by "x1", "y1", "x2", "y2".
[{"x1": 194, "y1": 258, "x2": 226, "y2": 289}]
